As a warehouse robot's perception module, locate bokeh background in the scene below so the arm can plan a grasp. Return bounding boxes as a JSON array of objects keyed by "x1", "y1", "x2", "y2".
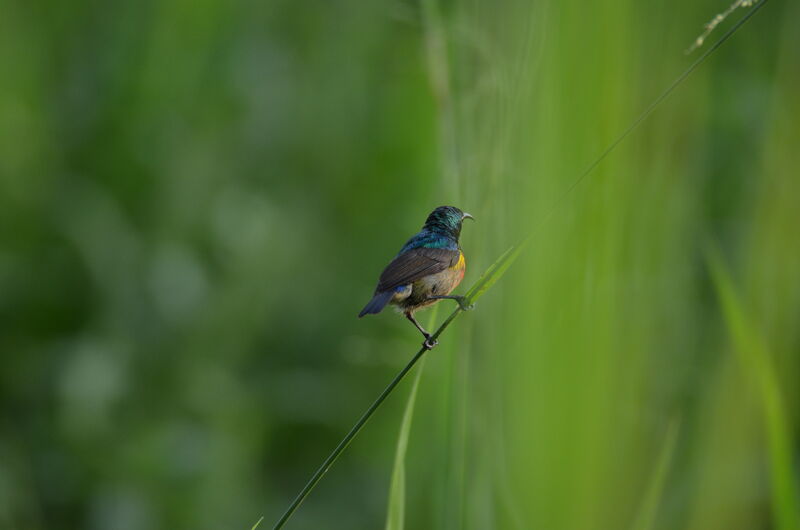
[{"x1": 1, "y1": 0, "x2": 798, "y2": 529}]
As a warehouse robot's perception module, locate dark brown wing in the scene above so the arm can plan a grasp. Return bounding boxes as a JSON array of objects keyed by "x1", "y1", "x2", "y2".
[{"x1": 376, "y1": 247, "x2": 460, "y2": 292}]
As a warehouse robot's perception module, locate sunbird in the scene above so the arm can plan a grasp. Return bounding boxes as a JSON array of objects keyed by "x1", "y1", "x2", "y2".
[{"x1": 359, "y1": 206, "x2": 474, "y2": 349}]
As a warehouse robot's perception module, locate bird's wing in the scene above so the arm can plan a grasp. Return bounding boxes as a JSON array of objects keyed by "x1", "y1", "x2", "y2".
[{"x1": 377, "y1": 247, "x2": 460, "y2": 292}]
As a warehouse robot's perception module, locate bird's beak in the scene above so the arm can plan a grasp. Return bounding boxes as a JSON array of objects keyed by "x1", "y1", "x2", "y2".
[{"x1": 462, "y1": 212, "x2": 474, "y2": 221}]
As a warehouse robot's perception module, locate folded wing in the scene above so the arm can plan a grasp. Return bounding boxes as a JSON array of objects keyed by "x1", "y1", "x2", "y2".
[{"x1": 377, "y1": 247, "x2": 460, "y2": 292}]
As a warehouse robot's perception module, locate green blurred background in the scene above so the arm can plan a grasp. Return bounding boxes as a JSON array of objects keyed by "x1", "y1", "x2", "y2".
[{"x1": 0, "y1": 0, "x2": 798, "y2": 529}]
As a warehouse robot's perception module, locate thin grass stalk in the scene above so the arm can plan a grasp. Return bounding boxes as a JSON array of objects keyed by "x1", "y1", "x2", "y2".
[
  {"x1": 271, "y1": 246, "x2": 519, "y2": 530},
  {"x1": 630, "y1": 419, "x2": 681, "y2": 530},
  {"x1": 535, "y1": 0, "x2": 768, "y2": 229}
]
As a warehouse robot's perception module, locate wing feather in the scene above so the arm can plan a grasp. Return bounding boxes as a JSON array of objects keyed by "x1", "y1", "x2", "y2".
[{"x1": 376, "y1": 247, "x2": 460, "y2": 292}]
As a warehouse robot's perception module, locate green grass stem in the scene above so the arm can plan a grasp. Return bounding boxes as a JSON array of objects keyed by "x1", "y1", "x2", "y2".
[
  {"x1": 271, "y1": 246, "x2": 519, "y2": 529},
  {"x1": 707, "y1": 249, "x2": 800, "y2": 530}
]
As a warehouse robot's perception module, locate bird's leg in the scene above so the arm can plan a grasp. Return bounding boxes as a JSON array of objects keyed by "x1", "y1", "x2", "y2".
[
  {"x1": 426, "y1": 295, "x2": 474, "y2": 311},
  {"x1": 405, "y1": 311, "x2": 438, "y2": 350}
]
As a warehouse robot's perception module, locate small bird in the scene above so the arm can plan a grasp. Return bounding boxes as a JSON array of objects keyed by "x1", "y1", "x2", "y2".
[{"x1": 359, "y1": 206, "x2": 474, "y2": 349}]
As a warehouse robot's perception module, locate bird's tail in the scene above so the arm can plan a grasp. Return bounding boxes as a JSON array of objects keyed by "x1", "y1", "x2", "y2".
[{"x1": 358, "y1": 290, "x2": 394, "y2": 317}]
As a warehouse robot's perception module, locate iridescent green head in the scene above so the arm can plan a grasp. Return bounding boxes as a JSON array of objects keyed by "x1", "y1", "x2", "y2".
[{"x1": 422, "y1": 206, "x2": 474, "y2": 240}]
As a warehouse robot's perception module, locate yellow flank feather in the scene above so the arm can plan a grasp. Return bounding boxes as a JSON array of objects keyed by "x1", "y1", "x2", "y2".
[{"x1": 451, "y1": 251, "x2": 466, "y2": 270}]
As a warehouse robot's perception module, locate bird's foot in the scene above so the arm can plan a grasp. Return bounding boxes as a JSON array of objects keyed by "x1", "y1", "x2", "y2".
[
  {"x1": 426, "y1": 295, "x2": 474, "y2": 311},
  {"x1": 455, "y1": 296, "x2": 474, "y2": 311},
  {"x1": 423, "y1": 335, "x2": 439, "y2": 350}
]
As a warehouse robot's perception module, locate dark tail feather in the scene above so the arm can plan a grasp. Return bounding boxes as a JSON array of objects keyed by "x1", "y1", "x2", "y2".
[{"x1": 358, "y1": 290, "x2": 394, "y2": 317}]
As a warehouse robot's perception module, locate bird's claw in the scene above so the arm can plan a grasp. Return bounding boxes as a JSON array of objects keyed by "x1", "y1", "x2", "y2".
[
  {"x1": 423, "y1": 336, "x2": 438, "y2": 350},
  {"x1": 457, "y1": 298, "x2": 474, "y2": 311}
]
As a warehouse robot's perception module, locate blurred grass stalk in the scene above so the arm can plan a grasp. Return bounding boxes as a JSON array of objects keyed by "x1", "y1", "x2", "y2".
[
  {"x1": 384, "y1": 354, "x2": 426, "y2": 530},
  {"x1": 708, "y1": 249, "x2": 800, "y2": 529},
  {"x1": 385, "y1": 309, "x2": 435, "y2": 530}
]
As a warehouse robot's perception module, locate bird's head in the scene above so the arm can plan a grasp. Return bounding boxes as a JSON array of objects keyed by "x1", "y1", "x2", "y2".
[{"x1": 423, "y1": 206, "x2": 474, "y2": 240}]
